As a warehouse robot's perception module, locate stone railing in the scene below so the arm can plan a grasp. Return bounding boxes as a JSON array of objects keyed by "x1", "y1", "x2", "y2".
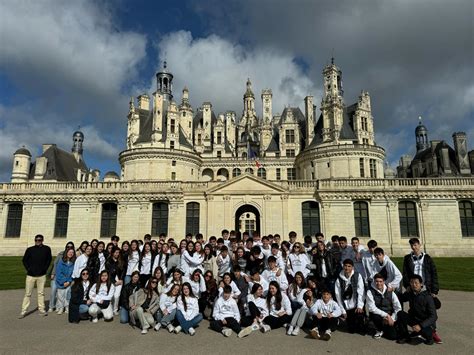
[{"x1": 1, "y1": 177, "x2": 473, "y2": 195}]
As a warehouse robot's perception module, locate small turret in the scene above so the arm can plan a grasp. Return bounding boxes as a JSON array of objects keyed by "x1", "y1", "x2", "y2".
[
  {"x1": 156, "y1": 61, "x2": 173, "y2": 101},
  {"x1": 415, "y1": 116, "x2": 429, "y2": 151},
  {"x1": 11, "y1": 146, "x2": 31, "y2": 183}
]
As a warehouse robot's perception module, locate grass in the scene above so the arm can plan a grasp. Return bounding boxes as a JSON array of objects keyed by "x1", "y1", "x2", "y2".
[{"x1": 0, "y1": 257, "x2": 472, "y2": 292}]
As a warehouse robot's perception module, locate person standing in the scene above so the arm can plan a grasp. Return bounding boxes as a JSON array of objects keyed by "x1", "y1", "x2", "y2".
[{"x1": 20, "y1": 234, "x2": 52, "y2": 318}]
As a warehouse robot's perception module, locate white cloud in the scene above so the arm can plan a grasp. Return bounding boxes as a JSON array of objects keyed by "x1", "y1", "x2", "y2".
[{"x1": 152, "y1": 31, "x2": 320, "y2": 116}]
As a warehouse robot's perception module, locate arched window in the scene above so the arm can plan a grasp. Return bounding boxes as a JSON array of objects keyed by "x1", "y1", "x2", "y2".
[
  {"x1": 5, "y1": 203, "x2": 23, "y2": 238},
  {"x1": 398, "y1": 201, "x2": 418, "y2": 238},
  {"x1": 152, "y1": 202, "x2": 168, "y2": 236},
  {"x1": 459, "y1": 201, "x2": 474, "y2": 237},
  {"x1": 245, "y1": 168, "x2": 254, "y2": 174},
  {"x1": 257, "y1": 167, "x2": 266, "y2": 179},
  {"x1": 232, "y1": 168, "x2": 241, "y2": 178},
  {"x1": 100, "y1": 203, "x2": 117, "y2": 238},
  {"x1": 186, "y1": 202, "x2": 200, "y2": 236},
  {"x1": 354, "y1": 201, "x2": 370, "y2": 238},
  {"x1": 54, "y1": 203, "x2": 69, "y2": 238},
  {"x1": 302, "y1": 201, "x2": 320, "y2": 236}
]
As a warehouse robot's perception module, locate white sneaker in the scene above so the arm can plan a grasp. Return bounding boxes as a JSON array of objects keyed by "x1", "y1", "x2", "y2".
[
  {"x1": 310, "y1": 328, "x2": 320, "y2": 339},
  {"x1": 92, "y1": 317, "x2": 98, "y2": 323},
  {"x1": 48, "y1": 308, "x2": 54, "y2": 313},
  {"x1": 113, "y1": 310, "x2": 119, "y2": 316},
  {"x1": 189, "y1": 327, "x2": 196, "y2": 336},
  {"x1": 141, "y1": 328, "x2": 148, "y2": 335},
  {"x1": 321, "y1": 329, "x2": 332, "y2": 341},
  {"x1": 287, "y1": 326, "x2": 294, "y2": 335},
  {"x1": 64, "y1": 308, "x2": 69, "y2": 314},
  {"x1": 154, "y1": 323, "x2": 162, "y2": 331},
  {"x1": 373, "y1": 330, "x2": 383, "y2": 339},
  {"x1": 173, "y1": 325, "x2": 182, "y2": 334},
  {"x1": 292, "y1": 326, "x2": 300, "y2": 336},
  {"x1": 167, "y1": 324, "x2": 175, "y2": 333},
  {"x1": 56, "y1": 308, "x2": 63, "y2": 315},
  {"x1": 261, "y1": 324, "x2": 271, "y2": 333},
  {"x1": 238, "y1": 325, "x2": 255, "y2": 338},
  {"x1": 222, "y1": 328, "x2": 233, "y2": 337}
]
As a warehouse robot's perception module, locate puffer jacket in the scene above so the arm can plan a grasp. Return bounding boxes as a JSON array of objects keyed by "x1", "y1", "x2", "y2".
[{"x1": 128, "y1": 289, "x2": 160, "y2": 326}]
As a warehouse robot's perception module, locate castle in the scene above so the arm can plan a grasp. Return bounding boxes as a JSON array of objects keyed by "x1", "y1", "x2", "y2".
[{"x1": 2, "y1": 60, "x2": 473, "y2": 256}]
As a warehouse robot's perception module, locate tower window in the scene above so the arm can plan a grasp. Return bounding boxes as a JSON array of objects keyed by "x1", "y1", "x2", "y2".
[
  {"x1": 360, "y1": 158, "x2": 365, "y2": 177},
  {"x1": 171, "y1": 172, "x2": 176, "y2": 180},
  {"x1": 217, "y1": 151, "x2": 222, "y2": 158},
  {"x1": 197, "y1": 134, "x2": 202, "y2": 145},
  {"x1": 287, "y1": 168, "x2": 296, "y2": 180},
  {"x1": 217, "y1": 131, "x2": 222, "y2": 144},
  {"x1": 276, "y1": 168, "x2": 281, "y2": 180},
  {"x1": 286, "y1": 149, "x2": 295, "y2": 158},
  {"x1": 172, "y1": 160, "x2": 176, "y2": 166},
  {"x1": 285, "y1": 129, "x2": 295, "y2": 143},
  {"x1": 170, "y1": 119, "x2": 175, "y2": 133},
  {"x1": 15, "y1": 161, "x2": 19, "y2": 166},
  {"x1": 369, "y1": 159, "x2": 377, "y2": 178},
  {"x1": 170, "y1": 141, "x2": 175, "y2": 149}
]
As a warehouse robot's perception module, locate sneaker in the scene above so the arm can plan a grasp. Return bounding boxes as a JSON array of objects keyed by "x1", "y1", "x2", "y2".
[
  {"x1": 154, "y1": 323, "x2": 162, "y2": 331},
  {"x1": 189, "y1": 327, "x2": 196, "y2": 336},
  {"x1": 64, "y1": 308, "x2": 69, "y2": 314},
  {"x1": 373, "y1": 330, "x2": 383, "y2": 339},
  {"x1": 113, "y1": 310, "x2": 119, "y2": 316},
  {"x1": 286, "y1": 326, "x2": 294, "y2": 336},
  {"x1": 261, "y1": 324, "x2": 271, "y2": 333},
  {"x1": 18, "y1": 313, "x2": 26, "y2": 319},
  {"x1": 424, "y1": 338, "x2": 434, "y2": 345},
  {"x1": 57, "y1": 308, "x2": 63, "y2": 315},
  {"x1": 238, "y1": 325, "x2": 254, "y2": 338},
  {"x1": 167, "y1": 324, "x2": 175, "y2": 333},
  {"x1": 321, "y1": 330, "x2": 332, "y2": 341},
  {"x1": 173, "y1": 325, "x2": 182, "y2": 334},
  {"x1": 222, "y1": 328, "x2": 233, "y2": 337},
  {"x1": 432, "y1": 331, "x2": 443, "y2": 344},
  {"x1": 39, "y1": 311, "x2": 48, "y2": 316},
  {"x1": 48, "y1": 308, "x2": 54, "y2": 313},
  {"x1": 92, "y1": 317, "x2": 98, "y2": 323},
  {"x1": 291, "y1": 326, "x2": 300, "y2": 336},
  {"x1": 141, "y1": 328, "x2": 148, "y2": 335},
  {"x1": 310, "y1": 328, "x2": 320, "y2": 339}
]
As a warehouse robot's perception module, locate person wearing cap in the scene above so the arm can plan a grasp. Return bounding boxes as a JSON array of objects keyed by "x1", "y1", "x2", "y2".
[{"x1": 20, "y1": 234, "x2": 52, "y2": 318}]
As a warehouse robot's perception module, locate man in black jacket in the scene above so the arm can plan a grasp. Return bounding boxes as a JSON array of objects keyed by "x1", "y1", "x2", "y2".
[
  {"x1": 20, "y1": 234, "x2": 52, "y2": 318},
  {"x1": 396, "y1": 275, "x2": 438, "y2": 345}
]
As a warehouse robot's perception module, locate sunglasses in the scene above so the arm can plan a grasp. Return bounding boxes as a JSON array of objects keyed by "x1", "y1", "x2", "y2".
[
  {"x1": 150, "y1": 281, "x2": 158, "y2": 284},
  {"x1": 81, "y1": 272, "x2": 89, "y2": 275}
]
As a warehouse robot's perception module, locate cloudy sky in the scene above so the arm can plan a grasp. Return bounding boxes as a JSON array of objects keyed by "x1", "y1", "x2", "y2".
[{"x1": 0, "y1": 0, "x2": 472, "y2": 181}]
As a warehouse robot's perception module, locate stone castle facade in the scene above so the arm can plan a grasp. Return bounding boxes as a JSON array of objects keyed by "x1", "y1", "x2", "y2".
[{"x1": 2, "y1": 60, "x2": 473, "y2": 256}]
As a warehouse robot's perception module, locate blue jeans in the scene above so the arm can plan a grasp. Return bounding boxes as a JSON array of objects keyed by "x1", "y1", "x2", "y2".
[
  {"x1": 120, "y1": 307, "x2": 129, "y2": 324},
  {"x1": 176, "y1": 311, "x2": 203, "y2": 333},
  {"x1": 156, "y1": 309, "x2": 176, "y2": 326},
  {"x1": 79, "y1": 304, "x2": 89, "y2": 314},
  {"x1": 49, "y1": 280, "x2": 58, "y2": 309}
]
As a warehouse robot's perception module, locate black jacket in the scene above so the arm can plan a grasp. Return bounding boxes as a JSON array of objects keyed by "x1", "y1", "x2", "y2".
[
  {"x1": 119, "y1": 281, "x2": 141, "y2": 310},
  {"x1": 22, "y1": 245, "x2": 52, "y2": 277},
  {"x1": 87, "y1": 253, "x2": 101, "y2": 282},
  {"x1": 402, "y1": 253, "x2": 439, "y2": 294},
  {"x1": 68, "y1": 281, "x2": 91, "y2": 323},
  {"x1": 399, "y1": 289, "x2": 438, "y2": 328},
  {"x1": 105, "y1": 257, "x2": 124, "y2": 282},
  {"x1": 312, "y1": 251, "x2": 337, "y2": 280}
]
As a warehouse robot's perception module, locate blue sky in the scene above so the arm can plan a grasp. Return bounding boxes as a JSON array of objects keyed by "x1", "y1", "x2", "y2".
[{"x1": 0, "y1": 0, "x2": 473, "y2": 181}]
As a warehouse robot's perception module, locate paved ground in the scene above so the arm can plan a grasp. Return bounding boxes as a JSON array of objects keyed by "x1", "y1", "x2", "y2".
[{"x1": 0, "y1": 288, "x2": 472, "y2": 354}]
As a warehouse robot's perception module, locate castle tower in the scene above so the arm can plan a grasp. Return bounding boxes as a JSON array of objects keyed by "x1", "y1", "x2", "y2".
[
  {"x1": 304, "y1": 96, "x2": 315, "y2": 145},
  {"x1": 321, "y1": 58, "x2": 344, "y2": 142},
  {"x1": 72, "y1": 130, "x2": 84, "y2": 162},
  {"x1": 415, "y1": 117, "x2": 429, "y2": 151},
  {"x1": 156, "y1": 61, "x2": 173, "y2": 101},
  {"x1": 11, "y1": 147, "x2": 31, "y2": 183},
  {"x1": 354, "y1": 91, "x2": 375, "y2": 145},
  {"x1": 261, "y1": 89, "x2": 272, "y2": 124},
  {"x1": 179, "y1": 87, "x2": 194, "y2": 143},
  {"x1": 127, "y1": 97, "x2": 140, "y2": 149}
]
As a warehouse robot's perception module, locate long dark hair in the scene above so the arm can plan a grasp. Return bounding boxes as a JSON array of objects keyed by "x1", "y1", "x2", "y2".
[
  {"x1": 108, "y1": 246, "x2": 124, "y2": 269},
  {"x1": 96, "y1": 270, "x2": 112, "y2": 294},
  {"x1": 291, "y1": 271, "x2": 306, "y2": 297},
  {"x1": 129, "y1": 239, "x2": 139, "y2": 256},
  {"x1": 266, "y1": 280, "x2": 282, "y2": 311},
  {"x1": 185, "y1": 241, "x2": 195, "y2": 257},
  {"x1": 181, "y1": 282, "x2": 196, "y2": 311},
  {"x1": 145, "y1": 277, "x2": 158, "y2": 296},
  {"x1": 153, "y1": 266, "x2": 166, "y2": 286}
]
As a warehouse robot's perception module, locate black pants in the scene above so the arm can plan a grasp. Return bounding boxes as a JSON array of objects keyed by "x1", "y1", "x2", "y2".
[
  {"x1": 139, "y1": 274, "x2": 150, "y2": 288},
  {"x1": 346, "y1": 308, "x2": 366, "y2": 334},
  {"x1": 311, "y1": 317, "x2": 338, "y2": 333},
  {"x1": 263, "y1": 314, "x2": 292, "y2": 329},
  {"x1": 396, "y1": 311, "x2": 433, "y2": 341},
  {"x1": 241, "y1": 301, "x2": 261, "y2": 327},
  {"x1": 368, "y1": 313, "x2": 398, "y2": 340},
  {"x1": 210, "y1": 317, "x2": 241, "y2": 333}
]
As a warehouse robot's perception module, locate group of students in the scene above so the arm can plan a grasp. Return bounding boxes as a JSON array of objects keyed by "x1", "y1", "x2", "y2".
[{"x1": 21, "y1": 230, "x2": 442, "y2": 345}]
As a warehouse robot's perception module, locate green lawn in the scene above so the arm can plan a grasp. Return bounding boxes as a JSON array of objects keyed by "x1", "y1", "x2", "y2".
[{"x1": 1, "y1": 256, "x2": 473, "y2": 291}]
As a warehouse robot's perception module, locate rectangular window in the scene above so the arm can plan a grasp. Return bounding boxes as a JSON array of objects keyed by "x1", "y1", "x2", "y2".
[
  {"x1": 363, "y1": 138, "x2": 369, "y2": 145},
  {"x1": 286, "y1": 149, "x2": 295, "y2": 157},
  {"x1": 285, "y1": 129, "x2": 295, "y2": 143},
  {"x1": 170, "y1": 141, "x2": 175, "y2": 149},
  {"x1": 54, "y1": 203, "x2": 69, "y2": 238},
  {"x1": 287, "y1": 168, "x2": 296, "y2": 180},
  {"x1": 370, "y1": 159, "x2": 377, "y2": 178},
  {"x1": 172, "y1": 160, "x2": 176, "y2": 166},
  {"x1": 197, "y1": 134, "x2": 202, "y2": 145},
  {"x1": 399, "y1": 201, "x2": 419, "y2": 238},
  {"x1": 459, "y1": 201, "x2": 474, "y2": 237},
  {"x1": 100, "y1": 203, "x2": 117, "y2": 238},
  {"x1": 217, "y1": 131, "x2": 222, "y2": 145},
  {"x1": 5, "y1": 203, "x2": 23, "y2": 238},
  {"x1": 186, "y1": 202, "x2": 200, "y2": 236},
  {"x1": 302, "y1": 201, "x2": 320, "y2": 236},
  {"x1": 275, "y1": 152, "x2": 280, "y2": 158},
  {"x1": 217, "y1": 151, "x2": 222, "y2": 158},
  {"x1": 276, "y1": 168, "x2": 281, "y2": 180},
  {"x1": 360, "y1": 158, "x2": 365, "y2": 177},
  {"x1": 152, "y1": 202, "x2": 169, "y2": 236},
  {"x1": 354, "y1": 201, "x2": 370, "y2": 237},
  {"x1": 171, "y1": 172, "x2": 176, "y2": 180},
  {"x1": 170, "y1": 119, "x2": 175, "y2": 133}
]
